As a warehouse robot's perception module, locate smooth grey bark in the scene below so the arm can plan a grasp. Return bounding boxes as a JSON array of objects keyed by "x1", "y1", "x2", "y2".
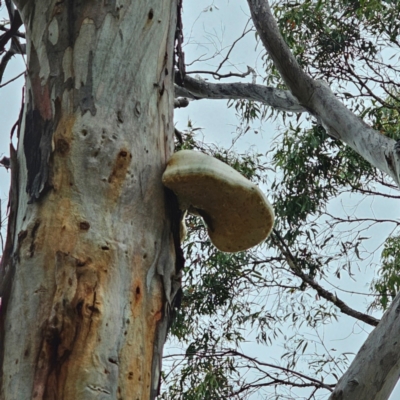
[
  {"x1": 245, "y1": 1, "x2": 400, "y2": 399},
  {"x1": 330, "y1": 292, "x2": 400, "y2": 400},
  {"x1": 0, "y1": 1, "x2": 180, "y2": 399},
  {"x1": 175, "y1": 73, "x2": 307, "y2": 113}
]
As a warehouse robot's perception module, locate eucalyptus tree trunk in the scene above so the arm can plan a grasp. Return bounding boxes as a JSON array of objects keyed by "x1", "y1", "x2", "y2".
[{"x1": 0, "y1": 1, "x2": 180, "y2": 399}]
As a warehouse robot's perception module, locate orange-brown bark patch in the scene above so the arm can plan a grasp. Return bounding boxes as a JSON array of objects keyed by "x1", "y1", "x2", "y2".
[
  {"x1": 119, "y1": 260, "x2": 164, "y2": 399},
  {"x1": 131, "y1": 275, "x2": 143, "y2": 318},
  {"x1": 51, "y1": 114, "x2": 76, "y2": 192},
  {"x1": 153, "y1": 309, "x2": 162, "y2": 322},
  {"x1": 28, "y1": 144, "x2": 115, "y2": 397},
  {"x1": 31, "y1": 198, "x2": 78, "y2": 257},
  {"x1": 107, "y1": 148, "x2": 132, "y2": 201},
  {"x1": 42, "y1": 255, "x2": 108, "y2": 398},
  {"x1": 55, "y1": 138, "x2": 70, "y2": 155}
]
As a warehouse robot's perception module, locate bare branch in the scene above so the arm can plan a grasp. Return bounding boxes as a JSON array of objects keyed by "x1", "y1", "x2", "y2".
[
  {"x1": 325, "y1": 214, "x2": 400, "y2": 227},
  {"x1": 226, "y1": 349, "x2": 335, "y2": 391},
  {"x1": 0, "y1": 70, "x2": 25, "y2": 88},
  {"x1": 164, "y1": 349, "x2": 335, "y2": 392},
  {"x1": 214, "y1": 19, "x2": 254, "y2": 74},
  {"x1": 175, "y1": 72, "x2": 306, "y2": 113},
  {"x1": 0, "y1": 40, "x2": 25, "y2": 84},
  {"x1": 186, "y1": 67, "x2": 253, "y2": 79},
  {"x1": 0, "y1": 26, "x2": 25, "y2": 39},
  {"x1": 5, "y1": 0, "x2": 16, "y2": 23},
  {"x1": 346, "y1": 185, "x2": 400, "y2": 199},
  {"x1": 0, "y1": 9, "x2": 22, "y2": 52},
  {"x1": 272, "y1": 230, "x2": 380, "y2": 327}
]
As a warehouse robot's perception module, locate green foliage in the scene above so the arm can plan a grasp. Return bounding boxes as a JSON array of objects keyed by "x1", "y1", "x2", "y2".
[
  {"x1": 175, "y1": 125, "x2": 269, "y2": 183},
  {"x1": 371, "y1": 235, "x2": 400, "y2": 310},
  {"x1": 271, "y1": 0, "x2": 400, "y2": 82},
  {"x1": 272, "y1": 124, "x2": 376, "y2": 234},
  {"x1": 366, "y1": 96, "x2": 400, "y2": 140},
  {"x1": 161, "y1": 348, "x2": 238, "y2": 400}
]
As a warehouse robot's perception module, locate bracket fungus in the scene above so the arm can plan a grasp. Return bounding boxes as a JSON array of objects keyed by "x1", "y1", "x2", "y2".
[{"x1": 162, "y1": 150, "x2": 275, "y2": 253}]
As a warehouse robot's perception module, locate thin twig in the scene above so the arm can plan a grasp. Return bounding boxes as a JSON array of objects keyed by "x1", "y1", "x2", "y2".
[
  {"x1": 272, "y1": 229, "x2": 380, "y2": 327},
  {"x1": 0, "y1": 70, "x2": 25, "y2": 88}
]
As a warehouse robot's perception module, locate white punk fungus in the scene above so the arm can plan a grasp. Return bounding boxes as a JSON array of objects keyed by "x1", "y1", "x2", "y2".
[{"x1": 162, "y1": 150, "x2": 274, "y2": 252}]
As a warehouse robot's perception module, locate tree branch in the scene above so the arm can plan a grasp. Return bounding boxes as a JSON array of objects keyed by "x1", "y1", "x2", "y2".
[
  {"x1": 186, "y1": 67, "x2": 253, "y2": 79},
  {"x1": 328, "y1": 291, "x2": 400, "y2": 400},
  {"x1": 175, "y1": 72, "x2": 306, "y2": 113},
  {"x1": 226, "y1": 349, "x2": 335, "y2": 391},
  {"x1": 0, "y1": 70, "x2": 25, "y2": 88},
  {"x1": 0, "y1": 26, "x2": 25, "y2": 39},
  {"x1": 346, "y1": 185, "x2": 400, "y2": 199},
  {"x1": 0, "y1": 40, "x2": 25, "y2": 84},
  {"x1": 0, "y1": 9, "x2": 22, "y2": 52},
  {"x1": 5, "y1": 0, "x2": 16, "y2": 23},
  {"x1": 272, "y1": 230, "x2": 380, "y2": 327},
  {"x1": 246, "y1": 0, "x2": 400, "y2": 188},
  {"x1": 164, "y1": 349, "x2": 335, "y2": 392}
]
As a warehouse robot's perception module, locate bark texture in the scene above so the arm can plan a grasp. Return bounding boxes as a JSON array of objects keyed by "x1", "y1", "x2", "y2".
[
  {"x1": 174, "y1": 73, "x2": 306, "y2": 113},
  {"x1": 328, "y1": 291, "x2": 400, "y2": 400},
  {"x1": 0, "y1": 1, "x2": 180, "y2": 399}
]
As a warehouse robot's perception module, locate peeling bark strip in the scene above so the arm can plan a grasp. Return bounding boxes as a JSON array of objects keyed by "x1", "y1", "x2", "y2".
[
  {"x1": 0, "y1": 145, "x2": 18, "y2": 391},
  {"x1": 24, "y1": 107, "x2": 55, "y2": 201},
  {"x1": 1, "y1": 1, "x2": 179, "y2": 399},
  {"x1": 23, "y1": 2, "x2": 101, "y2": 201}
]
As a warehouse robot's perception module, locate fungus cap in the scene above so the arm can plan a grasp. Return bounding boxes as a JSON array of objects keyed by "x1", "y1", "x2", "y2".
[{"x1": 162, "y1": 150, "x2": 274, "y2": 252}]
